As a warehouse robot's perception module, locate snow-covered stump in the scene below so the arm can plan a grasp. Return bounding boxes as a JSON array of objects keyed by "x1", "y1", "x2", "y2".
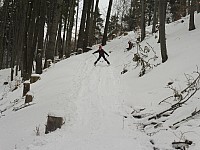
[
  {"x1": 45, "y1": 115, "x2": 64, "y2": 134},
  {"x1": 30, "y1": 74, "x2": 40, "y2": 84},
  {"x1": 46, "y1": 59, "x2": 52, "y2": 68},
  {"x1": 25, "y1": 92, "x2": 33, "y2": 104},
  {"x1": 54, "y1": 58, "x2": 60, "y2": 63},
  {"x1": 23, "y1": 81, "x2": 30, "y2": 97},
  {"x1": 77, "y1": 48, "x2": 83, "y2": 54}
]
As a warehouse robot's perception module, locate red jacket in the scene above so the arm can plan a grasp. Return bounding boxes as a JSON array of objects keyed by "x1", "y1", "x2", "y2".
[{"x1": 93, "y1": 48, "x2": 109, "y2": 57}]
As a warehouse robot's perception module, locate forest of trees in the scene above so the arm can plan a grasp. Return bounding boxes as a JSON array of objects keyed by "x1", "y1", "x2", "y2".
[{"x1": 0, "y1": 0, "x2": 199, "y2": 81}]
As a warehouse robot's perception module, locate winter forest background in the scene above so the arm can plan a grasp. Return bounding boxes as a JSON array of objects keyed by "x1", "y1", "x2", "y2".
[
  {"x1": 0, "y1": 0, "x2": 199, "y2": 78},
  {"x1": 0, "y1": 0, "x2": 200, "y2": 150}
]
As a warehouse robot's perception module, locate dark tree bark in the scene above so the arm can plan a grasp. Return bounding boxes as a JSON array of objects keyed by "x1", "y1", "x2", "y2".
[
  {"x1": 189, "y1": 0, "x2": 196, "y2": 31},
  {"x1": 45, "y1": 0, "x2": 63, "y2": 68},
  {"x1": 56, "y1": 15, "x2": 62, "y2": 58},
  {"x1": 83, "y1": 0, "x2": 93, "y2": 51},
  {"x1": 61, "y1": 1, "x2": 70, "y2": 58},
  {"x1": 152, "y1": 0, "x2": 158, "y2": 33},
  {"x1": 66, "y1": 0, "x2": 76, "y2": 57},
  {"x1": 197, "y1": 0, "x2": 200, "y2": 13},
  {"x1": 141, "y1": 0, "x2": 146, "y2": 41},
  {"x1": 102, "y1": 0, "x2": 113, "y2": 46},
  {"x1": 0, "y1": 0, "x2": 9, "y2": 69},
  {"x1": 87, "y1": 0, "x2": 95, "y2": 48},
  {"x1": 15, "y1": 0, "x2": 28, "y2": 77},
  {"x1": 36, "y1": 0, "x2": 46, "y2": 74},
  {"x1": 22, "y1": 0, "x2": 33, "y2": 80},
  {"x1": 180, "y1": 0, "x2": 187, "y2": 17},
  {"x1": 74, "y1": 0, "x2": 79, "y2": 51},
  {"x1": 159, "y1": 0, "x2": 168, "y2": 63},
  {"x1": 89, "y1": 0, "x2": 97, "y2": 47},
  {"x1": 28, "y1": 0, "x2": 41, "y2": 78},
  {"x1": 77, "y1": 0, "x2": 89, "y2": 49},
  {"x1": 10, "y1": 0, "x2": 16, "y2": 81},
  {"x1": 24, "y1": 0, "x2": 41, "y2": 80}
]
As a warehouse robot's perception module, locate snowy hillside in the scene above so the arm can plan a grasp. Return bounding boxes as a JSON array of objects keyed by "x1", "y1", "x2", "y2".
[{"x1": 0, "y1": 13, "x2": 200, "y2": 150}]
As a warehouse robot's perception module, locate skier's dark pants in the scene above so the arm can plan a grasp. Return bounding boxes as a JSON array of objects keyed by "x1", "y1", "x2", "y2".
[{"x1": 95, "y1": 55, "x2": 110, "y2": 65}]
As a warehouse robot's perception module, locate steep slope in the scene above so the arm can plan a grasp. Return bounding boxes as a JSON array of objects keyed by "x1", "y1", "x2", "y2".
[{"x1": 0, "y1": 13, "x2": 200, "y2": 150}]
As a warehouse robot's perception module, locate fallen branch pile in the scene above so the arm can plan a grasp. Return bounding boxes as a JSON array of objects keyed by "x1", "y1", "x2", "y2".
[
  {"x1": 149, "y1": 70, "x2": 200, "y2": 121},
  {"x1": 133, "y1": 42, "x2": 158, "y2": 77}
]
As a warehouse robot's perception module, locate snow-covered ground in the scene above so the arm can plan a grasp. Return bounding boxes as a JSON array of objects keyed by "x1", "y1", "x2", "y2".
[{"x1": 0, "y1": 13, "x2": 200, "y2": 150}]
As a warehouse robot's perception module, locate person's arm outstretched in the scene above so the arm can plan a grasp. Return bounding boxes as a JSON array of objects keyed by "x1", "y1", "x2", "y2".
[
  {"x1": 104, "y1": 50, "x2": 109, "y2": 57},
  {"x1": 92, "y1": 50, "x2": 99, "y2": 54}
]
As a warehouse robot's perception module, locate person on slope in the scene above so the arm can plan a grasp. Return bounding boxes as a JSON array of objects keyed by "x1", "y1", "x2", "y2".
[{"x1": 92, "y1": 45, "x2": 110, "y2": 66}]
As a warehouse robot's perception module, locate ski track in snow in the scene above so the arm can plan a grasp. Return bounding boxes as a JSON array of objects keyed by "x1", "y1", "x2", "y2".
[
  {"x1": 52, "y1": 55, "x2": 141, "y2": 149},
  {"x1": 20, "y1": 51, "x2": 150, "y2": 150}
]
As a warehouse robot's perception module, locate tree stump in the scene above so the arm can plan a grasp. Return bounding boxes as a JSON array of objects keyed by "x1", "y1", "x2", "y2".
[
  {"x1": 124, "y1": 32, "x2": 128, "y2": 36},
  {"x1": 25, "y1": 93, "x2": 33, "y2": 104},
  {"x1": 77, "y1": 48, "x2": 83, "y2": 54},
  {"x1": 45, "y1": 115, "x2": 63, "y2": 134},
  {"x1": 46, "y1": 59, "x2": 52, "y2": 68},
  {"x1": 30, "y1": 74, "x2": 40, "y2": 84},
  {"x1": 54, "y1": 58, "x2": 60, "y2": 63},
  {"x1": 23, "y1": 81, "x2": 30, "y2": 97}
]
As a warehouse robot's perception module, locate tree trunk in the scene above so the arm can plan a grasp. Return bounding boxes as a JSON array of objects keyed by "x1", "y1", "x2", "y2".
[
  {"x1": 18, "y1": 0, "x2": 28, "y2": 78},
  {"x1": 66, "y1": 0, "x2": 76, "y2": 56},
  {"x1": 189, "y1": 0, "x2": 196, "y2": 31},
  {"x1": 180, "y1": 0, "x2": 187, "y2": 17},
  {"x1": 141, "y1": 0, "x2": 146, "y2": 41},
  {"x1": 26, "y1": 0, "x2": 40, "y2": 80},
  {"x1": 77, "y1": 0, "x2": 89, "y2": 49},
  {"x1": 45, "y1": 0, "x2": 63, "y2": 68},
  {"x1": 102, "y1": 0, "x2": 113, "y2": 46},
  {"x1": 0, "y1": 0, "x2": 9, "y2": 69},
  {"x1": 36, "y1": 0, "x2": 46, "y2": 74},
  {"x1": 147, "y1": 4, "x2": 152, "y2": 26},
  {"x1": 197, "y1": 0, "x2": 200, "y2": 13},
  {"x1": 89, "y1": 0, "x2": 97, "y2": 47},
  {"x1": 83, "y1": 0, "x2": 93, "y2": 51},
  {"x1": 129, "y1": 0, "x2": 136, "y2": 31},
  {"x1": 159, "y1": 0, "x2": 168, "y2": 63},
  {"x1": 22, "y1": 1, "x2": 33, "y2": 80},
  {"x1": 56, "y1": 15, "x2": 62, "y2": 58},
  {"x1": 152, "y1": 0, "x2": 158, "y2": 33},
  {"x1": 74, "y1": 0, "x2": 79, "y2": 51}
]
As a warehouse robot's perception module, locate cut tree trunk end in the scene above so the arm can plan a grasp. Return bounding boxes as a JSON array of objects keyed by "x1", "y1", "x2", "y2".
[
  {"x1": 30, "y1": 74, "x2": 40, "y2": 84},
  {"x1": 45, "y1": 115, "x2": 64, "y2": 134},
  {"x1": 25, "y1": 93, "x2": 33, "y2": 104},
  {"x1": 46, "y1": 59, "x2": 52, "y2": 68}
]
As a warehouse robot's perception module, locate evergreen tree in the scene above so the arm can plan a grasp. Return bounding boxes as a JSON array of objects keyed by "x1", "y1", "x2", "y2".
[{"x1": 108, "y1": 15, "x2": 120, "y2": 34}]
